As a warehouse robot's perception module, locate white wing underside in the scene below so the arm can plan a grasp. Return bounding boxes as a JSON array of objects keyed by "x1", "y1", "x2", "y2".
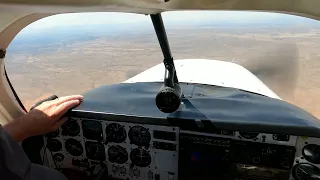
[{"x1": 124, "y1": 59, "x2": 280, "y2": 99}]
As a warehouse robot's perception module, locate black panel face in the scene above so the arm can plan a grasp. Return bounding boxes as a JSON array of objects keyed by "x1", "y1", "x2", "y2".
[
  {"x1": 85, "y1": 141, "x2": 105, "y2": 161},
  {"x1": 82, "y1": 120, "x2": 103, "y2": 141}
]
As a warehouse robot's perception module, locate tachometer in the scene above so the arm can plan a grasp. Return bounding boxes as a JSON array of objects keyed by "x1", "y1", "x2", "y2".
[
  {"x1": 65, "y1": 139, "x2": 83, "y2": 156},
  {"x1": 62, "y1": 118, "x2": 80, "y2": 136},
  {"x1": 130, "y1": 148, "x2": 151, "y2": 167},
  {"x1": 108, "y1": 145, "x2": 128, "y2": 164},
  {"x1": 105, "y1": 123, "x2": 127, "y2": 143},
  {"x1": 128, "y1": 125, "x2": 151, "y2": 146}
]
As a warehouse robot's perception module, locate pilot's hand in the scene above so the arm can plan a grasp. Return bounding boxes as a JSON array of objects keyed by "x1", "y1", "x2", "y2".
[{"x1": 4, "y1": 95, "x2": 83, "y2": 141}]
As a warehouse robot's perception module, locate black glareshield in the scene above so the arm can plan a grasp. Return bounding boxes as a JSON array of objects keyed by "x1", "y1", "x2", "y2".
[{"x1": 151, "y1": 13, "x2": 182, "y2": 113}]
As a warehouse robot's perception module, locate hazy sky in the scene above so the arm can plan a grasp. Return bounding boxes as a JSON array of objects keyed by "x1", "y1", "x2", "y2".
[{"x1": 25, "y1": 11, "x2": 316, "y2": 31}]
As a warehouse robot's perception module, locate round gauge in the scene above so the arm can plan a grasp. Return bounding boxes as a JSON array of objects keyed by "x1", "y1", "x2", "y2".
[
  {"x1": 105, "y1": 123, "x2": 127, "y2": 143},
  {"x1": 65, "y1": 139, "x2": 83, "y2": 156},
  {"x1": 239, "y1": 132, "x2": 259, "y2": 139},
  {"x1": 108, "y1": 145, "x2": 128, "y2": 164},
  {"x1": 46, "y1": 139, "x2": 62, "y2": 152},
  {"x1": 53, "y1": 153, "x2": 65, "y2": 162},
  {"x1": 62, "y1": 119, "x2": 80, "y2": 136},
  {"x1": 128, "y1": 125, "x2": 151, "y2": 146},
  {"x1": 85, "y1": 142, "x2": 106, "y2": 161},
  {"x1": 130, "y1": 148, "x2": 151, "y2": 167},
  {"x1": 82, "y1": 120, "x2": 103, "y2": 140},
  {"x1": 45, "y1": 129, "x2": 59, "y2": 139},
  {"x1": 303, "y1": 144, "x2": 320, "y2": 164},
  {"x1": 292, "y1": 163, "x2": 320, "y2": 180}
]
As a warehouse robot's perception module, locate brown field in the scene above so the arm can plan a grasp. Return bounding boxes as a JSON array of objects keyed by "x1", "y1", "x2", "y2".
[{"x1": 5, "y1": 24, "x2": 320, "y2": 118}]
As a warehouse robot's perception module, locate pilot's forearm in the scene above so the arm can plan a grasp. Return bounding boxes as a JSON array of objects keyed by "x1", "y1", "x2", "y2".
[{"x1": 3, "y1": 117, "x2": 30, "y2": 142}]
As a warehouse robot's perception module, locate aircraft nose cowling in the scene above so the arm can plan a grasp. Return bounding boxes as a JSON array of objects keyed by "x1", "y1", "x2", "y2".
[{"x1": 124, "y1": 59, "x2": 280, "y2": 99}]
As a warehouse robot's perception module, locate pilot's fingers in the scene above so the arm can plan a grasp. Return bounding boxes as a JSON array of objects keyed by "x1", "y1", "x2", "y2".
[
  {"x1": 54, "y1": 99, "x2": 81, "y2": 119},
  {"x1": 54, "y1": 95, "x2": 83, "y2": 105},
  {"x1": 52, "y1": 117, "x2": 68, "y2": 130}
]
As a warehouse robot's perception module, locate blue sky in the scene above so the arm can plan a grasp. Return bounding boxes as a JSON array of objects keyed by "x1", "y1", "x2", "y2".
[{"x1": 25, "y1": 11, "x2": 318, "y2": 31}]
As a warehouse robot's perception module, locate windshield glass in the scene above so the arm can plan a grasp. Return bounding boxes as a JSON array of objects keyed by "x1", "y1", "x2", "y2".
[{"x1": 5, "y1": 11, "x2": 320, "y2": 118}]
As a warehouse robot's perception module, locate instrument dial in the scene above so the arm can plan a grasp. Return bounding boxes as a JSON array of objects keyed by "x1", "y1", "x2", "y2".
[
  {"x1": 45, "y1": 129, "x2": 59, "y2": 139},
  {"x1": 85, "y1": 141, "x2": 106, "y2": 161},
  {"x1": 46, "y1": 139, "x2": 62, "y2": 152},
  {"x1": 62, "y1": 119, "x2": 80, "y2": 136},
  {"x1": 53, "y1": 153, "x2": 65, "y2": 162},
  {"x1": 128, "y1": 125, "x2": 151, "y2": 146},
  {"x1": 303, "y1": 144, "x2": 320, "y2": 164},
  {"x1": 292, "y1": 163, "x2": 320, "y2": 180},
  {"x1": 105, "y1": 123, "x2": 127, "y2": 143},
  {"x1": 130, "y1": 148, "x2": 151, "y2": 167},
  {"x1": 108, "y1": 145, "x2": 128, "y2": 164},
  {"x1": 82, "y1": 120, "x2": 103, "y2": 141},
  {"x1": 239, "y1": 132, "x2": 259, "y2": 139},
  {"x1": 65, "y1": 139, "x2": 83, "y2": 156}
]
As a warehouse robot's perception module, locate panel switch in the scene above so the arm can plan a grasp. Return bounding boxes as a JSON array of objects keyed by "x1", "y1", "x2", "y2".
[
  {"x1": 155, "y1": 174, "x2": 160, "y2": 180},
  {"x1": 168, "y1": 172, "x2": 174, "y2": 180},
  {"x1": 148, "y1": 171, "x2": 153, "y2": 180}
]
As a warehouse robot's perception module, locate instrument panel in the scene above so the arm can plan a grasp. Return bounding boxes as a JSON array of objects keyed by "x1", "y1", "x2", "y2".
[
  {"x1": 44, "y1": 118, "x2": 179, "y2": 180},
  {"x1": 43, "y1": 117, "x2": 320, "y2": 180}
]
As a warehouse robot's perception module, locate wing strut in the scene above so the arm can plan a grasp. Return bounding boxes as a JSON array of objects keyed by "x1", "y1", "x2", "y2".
[{"x1": 150, "y1": 13, "x2": 183, "y2": 113}]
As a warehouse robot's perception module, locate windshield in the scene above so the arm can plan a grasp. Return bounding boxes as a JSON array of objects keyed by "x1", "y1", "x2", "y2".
[{"x1": 5, "y1": 11, "x2": 320, "y2": 118}]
